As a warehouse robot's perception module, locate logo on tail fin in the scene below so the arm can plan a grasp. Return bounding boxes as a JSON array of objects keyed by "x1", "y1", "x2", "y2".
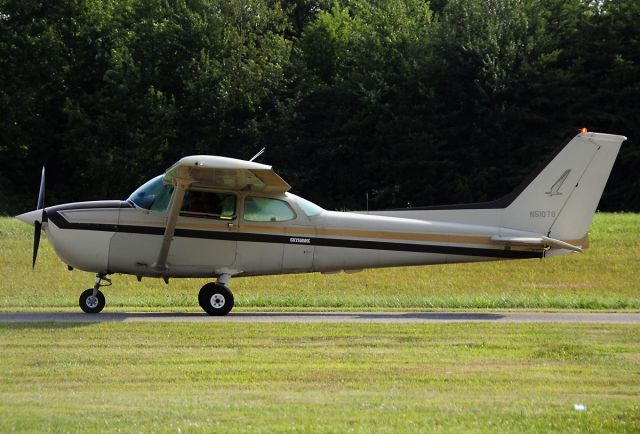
[{"x1": 546, "y1": 169, "x2": 571, "y2": 196}]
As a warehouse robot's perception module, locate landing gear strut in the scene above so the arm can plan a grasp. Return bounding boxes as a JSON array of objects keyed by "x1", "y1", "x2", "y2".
[
  {"x1": 198, "y1": 274, "x2": 234, "y2": 316},
  {"x1": 79, "y1": 274, "x2": 110, "y2": 314}
]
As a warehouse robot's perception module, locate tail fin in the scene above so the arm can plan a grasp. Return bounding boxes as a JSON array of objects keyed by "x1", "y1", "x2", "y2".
[
  {"x1": 501, "y1": 131, "x2": 625, "y2": 239},
  {"x1": 369, "y1": 131, "x2": 625, "y2": 243}
]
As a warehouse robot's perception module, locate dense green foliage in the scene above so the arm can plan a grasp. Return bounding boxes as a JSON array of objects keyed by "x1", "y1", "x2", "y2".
[{"x1": 1, "y1": 0, "x2": 638, "y2": 213}]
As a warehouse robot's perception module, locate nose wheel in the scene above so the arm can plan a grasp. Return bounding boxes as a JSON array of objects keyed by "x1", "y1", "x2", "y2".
[
  {"x1": 198, "y1": 282, "x2": 234, "y2": 316},
  {"x1": 79, "y1": 274, "x2": 110, "y2": 313}
]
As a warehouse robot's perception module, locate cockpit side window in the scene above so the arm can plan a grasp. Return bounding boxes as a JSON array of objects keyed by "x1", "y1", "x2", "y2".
[
  {"x1": 244, "y1": 196, "x2": 296, "y2": 222},
  {"x1": 180, "y1": 190, "x2": 236, "y2": 220},
  {"x1": 128, "y1": 176, "x2": 236, "y2": 219}
]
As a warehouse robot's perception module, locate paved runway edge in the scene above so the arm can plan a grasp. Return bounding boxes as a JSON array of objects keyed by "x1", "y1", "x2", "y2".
[{"x1": 1, "y1": 312, "x2": 640, "y2": 324}]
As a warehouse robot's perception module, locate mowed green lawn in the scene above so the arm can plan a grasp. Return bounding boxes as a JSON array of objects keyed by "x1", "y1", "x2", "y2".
[
  {"x1": 2, "y1": 215, "x2": 639, "y2": 432},
  {"x1": 1, "y1": 213, "x2": 639, "y2": 310},
  {"x1": 0, "y1": 322, "x2": 638, "y2": 432}
]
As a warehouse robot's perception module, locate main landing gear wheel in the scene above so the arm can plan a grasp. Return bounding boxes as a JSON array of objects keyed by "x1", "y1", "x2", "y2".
[
  {"x1": 79, "y1": 288, "x2": 105, "y2": 314},
  {"x1": 199, "y1": 283, "x2": 234, "y2": 316}
]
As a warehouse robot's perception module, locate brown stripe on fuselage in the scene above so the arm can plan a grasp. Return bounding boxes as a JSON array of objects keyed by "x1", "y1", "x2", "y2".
[
  {"x1": 239, "y1": 223, "x2": 493, "y2": 245},
  {"x1": 117, "y1": 218, "x2": 585, "y2": 250}
]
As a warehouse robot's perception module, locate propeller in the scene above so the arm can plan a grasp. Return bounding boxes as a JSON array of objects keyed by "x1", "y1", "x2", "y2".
[{"x1": 32, "y1": 167, "x2": 46, "y2": 268}]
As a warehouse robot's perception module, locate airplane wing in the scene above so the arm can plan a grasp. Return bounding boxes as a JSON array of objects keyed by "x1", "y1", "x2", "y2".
[
  {"x1": 153, "y1": 155, "x2": 290, "y2": 272},
  {"x1": 163, "y1": 155, "x2": 290, "y2": 193}
]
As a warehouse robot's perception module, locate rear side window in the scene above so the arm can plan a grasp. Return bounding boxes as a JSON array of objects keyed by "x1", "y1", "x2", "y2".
[
  {"x1": 244, "y1": 197, "x2": 296, "y2": 222},
  {"x1": 181, "y1": 190, "x2": 236, "y2": 220}
]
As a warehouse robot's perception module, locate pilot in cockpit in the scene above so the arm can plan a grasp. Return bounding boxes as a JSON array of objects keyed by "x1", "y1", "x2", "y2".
[{"x1": 183, "y1": 191, "x2": 223, "y2": 216}]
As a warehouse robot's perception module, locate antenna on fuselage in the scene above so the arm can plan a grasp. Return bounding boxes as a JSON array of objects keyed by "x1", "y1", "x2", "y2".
[{"x1": 249, "y1": 147, "x2": 266, "y2": 162}]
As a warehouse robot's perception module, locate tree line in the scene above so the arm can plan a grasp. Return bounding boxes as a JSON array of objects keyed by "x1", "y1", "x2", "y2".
[{"x1": 1, "y1": 0, "x2": 638, "y2": 214}]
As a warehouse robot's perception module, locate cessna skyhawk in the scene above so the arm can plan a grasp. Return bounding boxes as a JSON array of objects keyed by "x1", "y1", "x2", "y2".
[{"x1": 16, "y1": 130, "x2": 626, "y2": 315}]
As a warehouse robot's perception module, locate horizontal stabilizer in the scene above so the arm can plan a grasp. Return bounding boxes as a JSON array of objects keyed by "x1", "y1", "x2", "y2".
[{"x1": 491, "y1": 235, "x2": 582, "y2": 253}]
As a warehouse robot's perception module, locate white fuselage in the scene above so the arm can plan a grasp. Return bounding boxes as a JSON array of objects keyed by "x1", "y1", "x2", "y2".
[{"x1": 39, "y1": 191, "x2": 545, "y2": 280}]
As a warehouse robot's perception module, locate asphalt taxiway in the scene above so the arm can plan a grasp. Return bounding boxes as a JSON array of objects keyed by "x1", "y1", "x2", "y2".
[{"x1": 0, "y1": 312, "x2": 639, "y2": 323}]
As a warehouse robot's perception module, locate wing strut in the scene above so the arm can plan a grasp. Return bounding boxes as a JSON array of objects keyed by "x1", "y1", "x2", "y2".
[{"x1": 153, "y1": 182, "x2": 187, "y2": 272}]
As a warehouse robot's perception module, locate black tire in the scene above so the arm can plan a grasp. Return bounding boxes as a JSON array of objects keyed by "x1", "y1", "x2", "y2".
[
  {"x1": 198, "y1": 283, "x2": 234, "y2": 316},
  {"x1": 79, "y1": 288, "x2": 105, "y2": 314}
]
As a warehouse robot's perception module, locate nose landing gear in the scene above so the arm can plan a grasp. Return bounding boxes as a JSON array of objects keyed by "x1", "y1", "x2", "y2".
[{"x1": 79, "y1": 274, "x2": 111, "y2": 314}]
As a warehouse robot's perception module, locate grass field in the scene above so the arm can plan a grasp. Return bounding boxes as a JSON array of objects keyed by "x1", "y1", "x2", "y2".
[
  {"x1": 2, "y1": 215, "x2": 639, "y2": 432},
  {"x1": 1, "y1": 213, "x2": 639, "y2": 310},
  {"x1": 1, "y1": 322, "x2": 638, "y2": 432}
]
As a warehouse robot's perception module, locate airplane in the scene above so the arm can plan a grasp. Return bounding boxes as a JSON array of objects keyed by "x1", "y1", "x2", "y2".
[{"x1": 16, "y1": 130, "x2": 626, "y2": 315}]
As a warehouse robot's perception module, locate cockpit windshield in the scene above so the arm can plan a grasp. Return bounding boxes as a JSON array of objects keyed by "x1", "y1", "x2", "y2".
[
  {"x1": 288, "y1": 193, "x2": 324, "y2": 217},
  {"x1": 127, "y1": 175, "x2": 174, "y2": 212}
]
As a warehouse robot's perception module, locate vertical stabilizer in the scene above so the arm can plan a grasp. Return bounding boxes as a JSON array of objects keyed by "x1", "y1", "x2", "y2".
[
  {"x1": 367, "y1": 131, "x2": 625, "y2": 246},
  {"x1": 501, "y1": 132, "x2": 625, "y2": 240}
]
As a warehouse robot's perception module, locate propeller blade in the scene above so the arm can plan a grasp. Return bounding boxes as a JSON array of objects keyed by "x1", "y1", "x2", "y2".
[
  {"x1": 33, "y1": 221, "x2": 42, "y2": 269},
  {"x1": 36, "y1": 167, "x2": 45, "y2": 210},
  {"x1": 32, "y1": 166, "x2": 46, "y2": 268}
]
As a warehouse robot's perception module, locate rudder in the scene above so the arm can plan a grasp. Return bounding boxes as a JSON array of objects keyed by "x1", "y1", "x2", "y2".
[{"x1": 501, "y1": 131, "x2": 626, "y2": 241}]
